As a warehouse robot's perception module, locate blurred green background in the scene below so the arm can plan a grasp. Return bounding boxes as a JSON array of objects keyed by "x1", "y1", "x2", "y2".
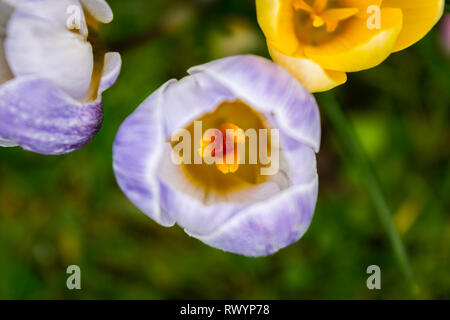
[{"x1": 0, "y1": 0, "x2": 449, "y2": 299}]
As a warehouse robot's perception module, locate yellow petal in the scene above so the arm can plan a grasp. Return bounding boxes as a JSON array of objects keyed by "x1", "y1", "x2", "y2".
[
  {"x1": 255, "y1": 0, "x2": 299, "y2": 55},
  {"x1": 339, "y1": 0, "x2": 382, "y2": 10},
  {"x1": 292, "y1": 0, "x2": 314, "y2": 13},
  {"x1": 383, "y1": 0, "x2": 445, "y2": 52},
  {"x1": 303, "y1": 8, "x2": 403, "y2": 72},
  {"x1": 268, "y1": 42, "x2": 347, "y2": 93},
  {"x1": 313, "y1": 15, "x2": 326, "y2": 28}
]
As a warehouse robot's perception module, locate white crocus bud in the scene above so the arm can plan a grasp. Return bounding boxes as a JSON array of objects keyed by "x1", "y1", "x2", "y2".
[{"x1": 4, "y1": 0, "x2": 94, "y2": 100}]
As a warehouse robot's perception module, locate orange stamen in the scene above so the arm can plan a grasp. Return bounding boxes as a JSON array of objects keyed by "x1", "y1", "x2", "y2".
[{"x1": 198, "y1": 123, "x2": 245, "y2": 174}]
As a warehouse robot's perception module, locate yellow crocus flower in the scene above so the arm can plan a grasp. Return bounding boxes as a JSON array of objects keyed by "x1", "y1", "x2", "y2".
[{"x1": 256, "y1": 0, "x2": 445, "y2": 92}]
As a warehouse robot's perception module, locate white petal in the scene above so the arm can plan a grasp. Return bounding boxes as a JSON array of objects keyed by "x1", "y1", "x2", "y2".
[
  {"x1": 97, "y1": 52, "x2": 121, "y2": 95},
  {"x1": 0, "y1": 75, "x2": 104, "y2": 154},
  {"x1": 157, "y1": 143, "x2": 284, "y2": 206},
  {"x1": 0, "y1": 42, "x2": 12, "y2": 85},
  {"x1": 4, "y1": 0, "x2": 94, "y2": 100},
  {"x1": 80, "y1": 0, "x2": 113, "y2": 23}
]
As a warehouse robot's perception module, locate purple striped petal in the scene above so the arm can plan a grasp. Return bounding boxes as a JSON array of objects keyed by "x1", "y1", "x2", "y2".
[
  {"x1": 0, "y1": 76, "x2": 103, "y2": 155},
  {"x1": 189, "y1": 179, "x2": 318, "y2": 256}
]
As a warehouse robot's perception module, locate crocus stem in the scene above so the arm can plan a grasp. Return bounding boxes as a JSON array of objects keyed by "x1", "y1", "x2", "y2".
[{"x1": 317, "y1": 92, "x2": 415, "y2": 292}]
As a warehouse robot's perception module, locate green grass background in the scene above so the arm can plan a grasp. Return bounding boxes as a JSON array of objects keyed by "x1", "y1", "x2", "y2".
[{"x1": 0, "y1": 0, "x2": 449, "y2": 299}]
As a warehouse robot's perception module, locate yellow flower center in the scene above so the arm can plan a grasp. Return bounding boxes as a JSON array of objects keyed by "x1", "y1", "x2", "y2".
[
  {"x1": 177, "y1": 100, "x2": 273, "y2": 194},
  {"x1": 292, "y1": 0, "x2": 359, "y2": 45}
]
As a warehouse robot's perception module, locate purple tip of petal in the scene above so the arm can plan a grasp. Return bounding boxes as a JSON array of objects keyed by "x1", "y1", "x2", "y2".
[{"x1": 0, "y1": 76, "x2": 103, "y2": 155}]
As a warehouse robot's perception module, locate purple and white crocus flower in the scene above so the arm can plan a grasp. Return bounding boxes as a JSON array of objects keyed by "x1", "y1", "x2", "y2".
[
  {"x1": 0, "y1": 0, "x2": 121, "y2": 154},
  {"x1": 113, "y1": 55, "x2": 320, "y2": 256}
]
